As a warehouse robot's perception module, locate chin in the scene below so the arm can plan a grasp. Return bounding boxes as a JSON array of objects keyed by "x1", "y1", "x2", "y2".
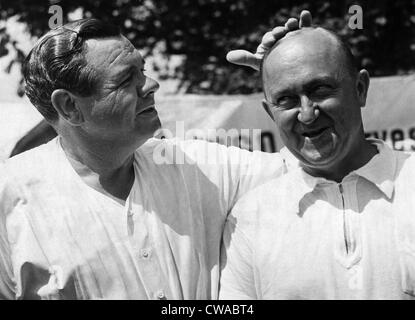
[
  {"x1": 298, "y1": 143, "x2": 346, "y2": 170},
  {"x1": 297, "y1": 132, "x2": 342, "y2": 166},
  {"x1": 302, "y1": 153, "x2": 337, "y2": 167},
  {"x1": 153, "y1": 116, "x2": 162, "y2": 131},
  {"x1": 135, "y1": 115, "x2": 161, "y2": 133}
]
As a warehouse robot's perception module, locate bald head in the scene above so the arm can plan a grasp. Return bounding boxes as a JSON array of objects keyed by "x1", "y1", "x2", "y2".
[{"x1": 262, "y1": 27, "x2": 358, "y2": 99}]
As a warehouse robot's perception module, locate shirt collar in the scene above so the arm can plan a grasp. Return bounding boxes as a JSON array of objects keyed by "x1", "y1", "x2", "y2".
[
  {"x1": 352, "y1": 138, "x2": 396, "y2": 199},
  {"x1": 284, "y1": 138, "x2": 397, "y2": 205},
  {"x1": 280, "y1": 146, "x2": 300, "y2": 172}
]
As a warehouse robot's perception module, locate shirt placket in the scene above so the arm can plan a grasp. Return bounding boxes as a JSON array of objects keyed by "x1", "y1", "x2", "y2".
[
  {"x1": 330, "y1": 180, "x2": 363, "y2": 269},
  {"x1": 126, "y1": 201, "x2": 171, "y2": 300}
]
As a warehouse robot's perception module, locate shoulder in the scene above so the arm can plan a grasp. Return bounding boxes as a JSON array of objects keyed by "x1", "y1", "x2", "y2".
[
  {"x1": 138, "y1": 137, "x2": 285, "y2": 169},
  {"x1": 397, "y1": 150, "x2": 415, "y2": 167},
  {"x1": 5, "y1": 137, "x2": 62, "y2": 174},
  {"x1": 1, "y1": 138, "x2": 68, "y2": 200},
  {"x1": 394, "y1": 150, "x2": 415, "y2": 181},
  {"x1": 369, "y1": 139, "x2": 415, "y2": 181},
  {"x1": 136, "y1": 137, "x2": 217, "y2": 163}
]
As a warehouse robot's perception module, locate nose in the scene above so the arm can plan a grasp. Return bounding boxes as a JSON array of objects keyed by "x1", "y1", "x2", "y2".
[
  {"x1": 140, "y1": 76, "x2": 160, "y2": 98},
  {"x1": 297, "y1": 95, "x2": 319, "y2": 124}
]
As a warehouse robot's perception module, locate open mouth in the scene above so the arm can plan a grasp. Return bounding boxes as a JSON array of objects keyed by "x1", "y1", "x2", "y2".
[
  {"x1": 136, "y1": 105, "x2": 156, "y2": 116},
  {"x1": 302, "y1": 127, "x2": 330, "y2": 139}
]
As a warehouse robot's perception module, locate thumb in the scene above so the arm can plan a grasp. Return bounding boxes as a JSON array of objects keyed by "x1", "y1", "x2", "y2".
[{"x1": 226, "y1": 50, "x2": 260, "y2": 71}]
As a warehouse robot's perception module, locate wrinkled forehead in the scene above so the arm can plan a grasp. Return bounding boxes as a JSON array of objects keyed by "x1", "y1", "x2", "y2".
[{"x1": 84, "y1": 35, "x2": 139, "y2": 69}]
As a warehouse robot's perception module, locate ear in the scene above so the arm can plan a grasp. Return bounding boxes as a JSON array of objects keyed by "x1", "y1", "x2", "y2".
[
  {"x1": 262, "y1": 99, "x2": 275, "y2": 121},
  {"x1": 50, "y1": 89, "x2": 85, "y2": 126},
  {"x1": 355, "y1": 69, "x2": 370, "y2": 108}
]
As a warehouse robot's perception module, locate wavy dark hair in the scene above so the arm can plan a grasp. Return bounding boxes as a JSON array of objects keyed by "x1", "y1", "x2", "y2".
[{"x1": 23, "y1": 19, "x2": 121, "y2": 122}]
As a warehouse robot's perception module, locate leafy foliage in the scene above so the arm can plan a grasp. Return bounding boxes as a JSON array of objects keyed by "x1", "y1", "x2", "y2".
[{"x1": 0, "y1": 0, "x2": 414, "y2": 95}]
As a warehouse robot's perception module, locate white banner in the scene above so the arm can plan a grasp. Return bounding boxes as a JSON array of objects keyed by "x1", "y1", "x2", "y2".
[
  {"x1": 0, "y1": 74, "x2": 414, "y2": 160},
  {"x1": 156, "y1": 74, "x2": 415, "y2": 153}
]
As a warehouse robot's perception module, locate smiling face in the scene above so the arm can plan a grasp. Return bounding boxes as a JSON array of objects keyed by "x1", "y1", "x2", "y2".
[
  {"x1": 76, "y1": 35, "x2": 160, "y2": 149},
  {"x1": 263, "y1": 28, "x2": 368, "y2": 174}
]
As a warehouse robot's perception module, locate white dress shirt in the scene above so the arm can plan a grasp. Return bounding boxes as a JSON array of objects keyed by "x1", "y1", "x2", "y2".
[
  {"x1": 220, "y1": 139, "x2": 415, "y2": 300},
  {"x1": 0, "y1": 137, "x2": 287, "y2": 300}
]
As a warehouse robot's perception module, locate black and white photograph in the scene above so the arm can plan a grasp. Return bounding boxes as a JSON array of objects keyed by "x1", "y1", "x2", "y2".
[{"x1": 0, "y1": 0, "x2": 414, "y2": 308}]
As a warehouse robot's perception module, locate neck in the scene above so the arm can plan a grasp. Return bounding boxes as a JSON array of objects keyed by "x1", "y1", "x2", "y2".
[
  {"x1": 303, "y1": 136, "x2": 378, "y2": 183},
  {"x1": 59, "y1": 129, "x2": 137, "y2": 202}
]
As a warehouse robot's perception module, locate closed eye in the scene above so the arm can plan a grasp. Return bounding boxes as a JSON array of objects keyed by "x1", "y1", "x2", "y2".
[
  {"x1": 311, "y1": 84, "x2": 334, "y2": 96},
  {"x1": 120, "y1": 74, "x2": 133, "y2": 86},
  {"x1": 119, "y1": 66, "x2": 146, "y2": 87},
  {"x1": 276, "y1": 95, "x2": 299, "y2": 109}
]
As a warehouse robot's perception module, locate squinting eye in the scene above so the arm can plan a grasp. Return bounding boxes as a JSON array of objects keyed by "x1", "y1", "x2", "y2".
[
  {"x1": 313, "y1": 85, "x2": 333, "y2": 96},
  {"x1": 276, "y1": 96, "x2": 299, "y2": 109},
  {"x1": 121, "y1": 75, "x2": 133, "y2": 86}
]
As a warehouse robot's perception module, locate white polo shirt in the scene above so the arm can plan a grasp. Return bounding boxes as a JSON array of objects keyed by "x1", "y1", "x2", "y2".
[
  {"x1": 0, "y1": 137, "x2": 288, "y2": 300},
  {"x1": 220, "y1": 139, "x2": 415, "y2": 300}
]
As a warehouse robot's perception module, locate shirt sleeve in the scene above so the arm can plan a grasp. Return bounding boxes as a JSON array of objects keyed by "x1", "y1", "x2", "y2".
[
  {"x1": 0, "y1": 164, "x2": 17, "y2": 299},
  {"x1": 170, "y1": 138, "x2": 287, "y2": 215},
  {"x1": 228, "y1": 147, "x2": 286, "y2": 210},
  {"x1": 219, "y1": 206, "x2": 258, "y2": 300}
]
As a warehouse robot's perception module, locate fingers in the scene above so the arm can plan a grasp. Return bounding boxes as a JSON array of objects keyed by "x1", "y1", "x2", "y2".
[
  {"x1": 228, "y1": 26, "x2": 291, "y2": 70},
  {"x1": 256, "y1": 31, "x2": 278, "y2": 56},
  {"x1": 226, "y1": 50, "x2": 260, "y2": 70},
  {"x1": 257, "y1": 19, "x2": 297, "y2": 56},
  {"x1": 261, "y1": 31, "x2": 278, "y2": 48},
  {"x1": 226, "y1": 9, "x2": 313, "y2": 70},
  {"x1": 299, "y1": 10, "x2": 312, "y2": 28},
  {"x1": 271, "y1": 26, "x2": 288, "y2": 39},
  {"x1": 258, "y1": 10, "x2": 312, "y2": 59},
  {"x1": 285, "y1": 18, "x2": 299, "y2": 31}
]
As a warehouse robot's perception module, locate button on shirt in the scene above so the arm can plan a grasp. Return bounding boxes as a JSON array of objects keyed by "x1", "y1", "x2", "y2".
[
  {"x1": 220, "y1": 139, "x2": 415, "y2": 300},
  {"x1": 0, "y1": 137, "x2": 288, "y2": 300}
]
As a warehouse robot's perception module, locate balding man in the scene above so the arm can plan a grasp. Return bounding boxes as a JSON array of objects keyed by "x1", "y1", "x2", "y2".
[{"x1": 219, "y1": 27, "x2": 415, "y2": 300}]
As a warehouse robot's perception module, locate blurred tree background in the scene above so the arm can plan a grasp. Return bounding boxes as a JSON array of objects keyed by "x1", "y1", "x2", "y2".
[{"x1": 0, "y1": 0, "x2": 414, "y2": 96}]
